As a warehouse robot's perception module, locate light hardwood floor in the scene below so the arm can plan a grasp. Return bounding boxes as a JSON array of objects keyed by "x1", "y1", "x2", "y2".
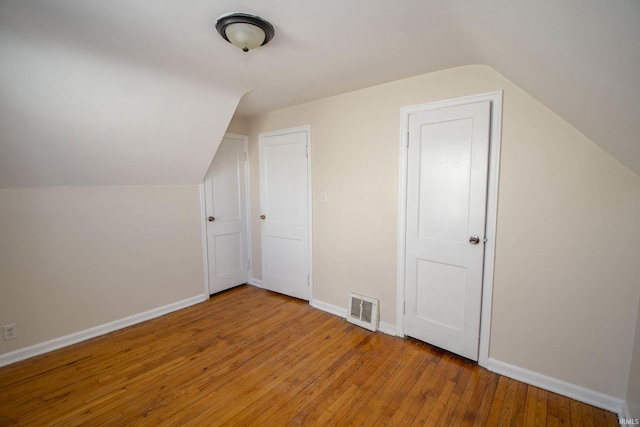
[{"x1": 0, "y1": 285, "x2": 619, "y2": 426}]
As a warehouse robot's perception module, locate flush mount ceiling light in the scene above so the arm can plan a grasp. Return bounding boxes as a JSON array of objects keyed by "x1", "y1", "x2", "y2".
[{"x1": 215, "y1": 12, "x2": 275, "y2": 52}]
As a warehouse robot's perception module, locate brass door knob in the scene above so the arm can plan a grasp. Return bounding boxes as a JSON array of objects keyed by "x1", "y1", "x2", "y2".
[{"x1": 260, "y1": 215, "x2": 266, "y2": 220}]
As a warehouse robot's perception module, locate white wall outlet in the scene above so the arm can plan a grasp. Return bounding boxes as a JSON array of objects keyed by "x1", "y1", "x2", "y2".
[{"x1": 3, "y1": 323, "x2": 17, "y2": 340}]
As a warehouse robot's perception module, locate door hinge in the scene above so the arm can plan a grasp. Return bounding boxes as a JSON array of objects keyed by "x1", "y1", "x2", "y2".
[
  {"x1": 244, "y1": 151, "x2": 248, "y2": 162},
  {"x1": 307, "y1": 275, "x2": 310, "y2": 286},
  {"x1": 404, "y1": 301, "x2": 406, "y2": 314},
  {"x1": 406, "y1": 132, "x2": 410, "y2": 147},
  {"x1": 306, "y1": 145, "x2": 309, "y2": 157},
  {"x1": 247, "y1": 259, "x2": 251, "y2": 269}
]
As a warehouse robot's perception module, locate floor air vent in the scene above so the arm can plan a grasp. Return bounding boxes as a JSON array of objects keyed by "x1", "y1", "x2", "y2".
[{"x1": 347, "y1": 293, "x2": 379, "y2": 332}]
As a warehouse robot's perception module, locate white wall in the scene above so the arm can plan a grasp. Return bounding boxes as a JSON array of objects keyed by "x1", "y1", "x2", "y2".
[
  {"x1": 0, "y1": 33, "x2": 240, "y2": 188},
  {"x1": 0, "y1": 186, "x2": 205, "y2": 356},
  {"x1": 247, "y1": 65, "x2": 640, "y2": 400}
]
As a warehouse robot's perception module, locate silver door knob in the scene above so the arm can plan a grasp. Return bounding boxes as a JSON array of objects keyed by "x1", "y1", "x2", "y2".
[
  {"x1": 469, "y1": 235, "x2": 480, "y2": 244},
  {"x1": 208, "y1": 216, "x2": 215, "y2": 222}
]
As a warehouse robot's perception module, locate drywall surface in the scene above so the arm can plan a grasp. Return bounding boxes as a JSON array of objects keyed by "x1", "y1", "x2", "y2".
[
  {"x1": 226, "y1": 116, "x2": 249, "y2": 135},
  {"x1": 247, "y1": 65, "x2": 640, "y2": 398},
  {"x1": 0, "y1": 185, "x2": 204, "y2": 355},
  {"x1": 0, "y1": 33, "x2": 239, "y2": 188},
  {"x1": 491, "y1": 73, "x2": 640, "y2": 398}
]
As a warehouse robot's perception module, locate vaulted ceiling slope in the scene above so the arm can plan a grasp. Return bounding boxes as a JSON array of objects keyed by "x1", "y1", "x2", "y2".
[{"x1": 0, "y1": 0, "x2": 638, "y2": 187}]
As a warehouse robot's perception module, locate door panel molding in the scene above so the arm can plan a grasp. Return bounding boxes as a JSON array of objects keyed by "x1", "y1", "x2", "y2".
[
  {"x1": 258, "y1": 125, "x2": 313, "y2": 301},
  {"x1": 202, "y1": 133, "x2": 251, "y2": 295},
  {"x1": 397, "y1": 91, "x2": 503, "y2": 367}
]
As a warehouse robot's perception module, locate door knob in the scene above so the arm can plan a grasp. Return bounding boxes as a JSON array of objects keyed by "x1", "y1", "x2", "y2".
[
  {"x1": 469, "y1": 235, "x2": 480, "y2": 245},
  {"x1": 260, "y1": 215, "x2": 266, "y2": 220},
  {"x1": 208, "y1": 216, "x2": 215, "y2": 222}
]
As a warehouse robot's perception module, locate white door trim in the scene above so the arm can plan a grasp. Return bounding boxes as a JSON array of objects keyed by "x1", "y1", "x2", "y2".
[
  {"x1": 258, "y1": 125, "x2": 313, "y2": 302},
  {"x1": 200, "y1": 181, "x2": 209, "y2": 298},
  {"x1": 200, "y1": 133, "x2": 252, "y2": 296},
  {"x1": 397, "y1": 91, "x2": 503, "y2": 367}
]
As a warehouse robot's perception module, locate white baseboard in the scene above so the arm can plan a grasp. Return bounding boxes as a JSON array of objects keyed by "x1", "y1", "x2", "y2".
[
  {"x1": 378, "y1": 321, "x2": 398, "y2": 336},
  {"x1": 486, "y1": 358, "x2": 624, "y2": 415},
  {"x1": 309, "y1": 298, "x2": 398, "y2": 337},
  {"x1": 0, "y1": 294, "x2": 207, "y2": 368},
  {"x1": 310, "y1": 298, "x2": 346, "y2": 318},
  {"x1": 7, "y1": 288, "x2": 626, "y2": 419},
  {"x1": 249, "y1": 278, "x2": 263, "y2": 288},
  {"x1": 620, "y1": 401, "x2": 632, "y2": 420},
  {"x1": 304, "y1": 301, "x2": 623, "y2": 415}
]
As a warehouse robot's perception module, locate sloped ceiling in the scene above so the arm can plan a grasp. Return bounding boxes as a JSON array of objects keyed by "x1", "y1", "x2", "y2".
[{"x1": 0, "y1": 0, "x2": 638, "y2": 187}]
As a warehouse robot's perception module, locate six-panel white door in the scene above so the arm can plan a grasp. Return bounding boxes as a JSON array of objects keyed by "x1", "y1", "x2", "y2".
[
  {"x1": 404, "y1": 101, "x2": 491, "y2": 361},
  {"x1": 259, "y1": 128, "x2": 310, "y2": 301},
  {"x1": 204, "y1": 134, "x2": 250, "y2": 294}
]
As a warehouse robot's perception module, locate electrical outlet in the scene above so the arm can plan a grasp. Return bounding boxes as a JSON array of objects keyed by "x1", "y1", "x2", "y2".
[{"x1": 3, "y1": 323, "x2": 17, "y2": 341}]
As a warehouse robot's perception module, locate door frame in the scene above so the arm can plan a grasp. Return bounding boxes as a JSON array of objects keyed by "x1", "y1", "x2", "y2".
[
  {"x1": 200, "y1": 133, "x2": 252, "y2": 297},
  {"x1": 258, "y1": 125, "x2": 313, "y2": 301},
  {"x1": 396, "y1": 91, "x2": 503, "y2": 367}
]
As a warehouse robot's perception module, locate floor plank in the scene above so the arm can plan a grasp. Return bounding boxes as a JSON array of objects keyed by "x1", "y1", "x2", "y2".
[{"x1": 0, "y1": 285, "x2": 619, "y2": 426}]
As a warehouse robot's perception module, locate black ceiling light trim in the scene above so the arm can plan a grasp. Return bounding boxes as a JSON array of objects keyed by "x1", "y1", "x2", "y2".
[{"x1": 215, "y1": 12, "x2": 275, "y2": 52}]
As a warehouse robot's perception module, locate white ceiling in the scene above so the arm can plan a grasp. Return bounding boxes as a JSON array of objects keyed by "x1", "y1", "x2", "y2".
[{"x1": 1, "y1": 0, "x2": 639, "y2": 187}]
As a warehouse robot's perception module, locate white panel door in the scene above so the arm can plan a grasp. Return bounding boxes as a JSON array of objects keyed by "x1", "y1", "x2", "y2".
[
  {"x1": 259, "y1": 128, "x2": 310, "y2": 301},
  {"x1": 204, "y1": 134, "x2": 250, "y2": 294},
  {"x1": 404, "y1": 101, "x2": 491, "y2": 361}
]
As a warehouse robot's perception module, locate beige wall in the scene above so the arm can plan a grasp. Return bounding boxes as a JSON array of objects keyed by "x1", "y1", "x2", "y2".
[
  {"x1": 491, "y1": 75, "x2": 640, "y2": 398},
  {"x1": 2, "y1": 64, "x2": 638, "y2": 401},
  {"x1": 0, "y1": 186, "x2": 205, "y2": 355},
  {"x1": 226, "y1": 116, "x2": 249, "y2": 135},
  {"x1": 247, "y1": 65, "x2": 640, "y2": 398}
]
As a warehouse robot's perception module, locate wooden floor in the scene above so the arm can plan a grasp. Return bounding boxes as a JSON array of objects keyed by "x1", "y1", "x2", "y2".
[{"x1": 0, "y1": 286, "x2": 618, "y2": 426}]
